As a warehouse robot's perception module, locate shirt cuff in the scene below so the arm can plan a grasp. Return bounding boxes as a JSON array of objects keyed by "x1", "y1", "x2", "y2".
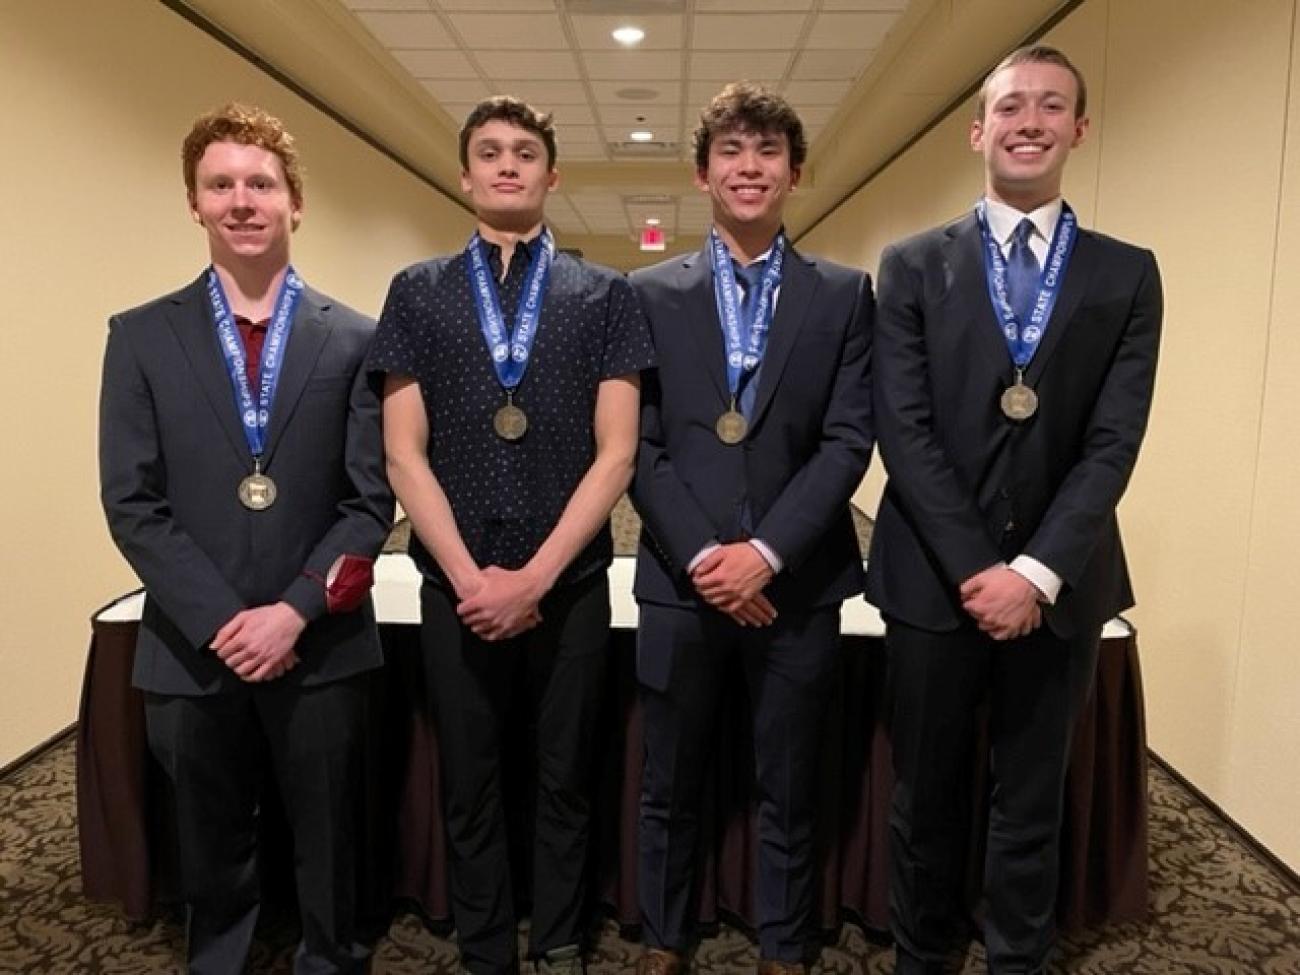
[
  {"x1": 1009, "y1": 555, "x2": 1062, "y2": 605},
  {"x1": 687, "y1": 541, "x2": 720, "y2": 573},
  {"x1": 748, "y1": 538, "x2": 784, "y2": 574}
]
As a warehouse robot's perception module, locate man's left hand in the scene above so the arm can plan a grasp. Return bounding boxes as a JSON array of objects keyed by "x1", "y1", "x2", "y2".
[
  {"x1": 691, "y1": 543, "x2": 775, "y2": 614},
  {"x1": 212, "y1": 601, "x2": 307, "y2": 681},
  {"x1": 457, "y1": 565, "x2": 545, "y2": 642},
  {"x1": 960, "y1": 566, "x2": 1043, "y2": 640}
]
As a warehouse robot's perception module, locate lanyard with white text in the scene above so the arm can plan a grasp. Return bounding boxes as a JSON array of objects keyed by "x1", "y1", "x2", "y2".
[
  {"x1": 464, "y1": 228, "x2": 554, "y2": 393},
  {"x1": 708, "y1": 228, "x2": 785, "y2": 403}
]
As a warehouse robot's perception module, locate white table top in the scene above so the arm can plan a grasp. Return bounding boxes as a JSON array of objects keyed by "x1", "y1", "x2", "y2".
[{"x1": 97, "y1": 554, "x2": 1130, "y2": 640}]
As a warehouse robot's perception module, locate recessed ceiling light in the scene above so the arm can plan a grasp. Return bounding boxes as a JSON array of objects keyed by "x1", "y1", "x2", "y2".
[
  {"x1": 645, "y1": 217, "x2": 661, "y2": 226},
  {"x1": 629, "y1": 130, "x2": 654, "y2": 142},
  {"x1": 612, "y1": 25, "x2": 645, "y2": 46}
]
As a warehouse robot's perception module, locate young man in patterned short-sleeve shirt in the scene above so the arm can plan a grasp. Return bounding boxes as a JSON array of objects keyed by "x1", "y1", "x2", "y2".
[{"x1": 368, "y1": 96, "x2": 655, "y2": 975}]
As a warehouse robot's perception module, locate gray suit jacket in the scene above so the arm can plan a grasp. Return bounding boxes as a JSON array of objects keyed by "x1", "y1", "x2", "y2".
[{"x1": 99, "y1": 274, "x2": 394, "y2": 695}]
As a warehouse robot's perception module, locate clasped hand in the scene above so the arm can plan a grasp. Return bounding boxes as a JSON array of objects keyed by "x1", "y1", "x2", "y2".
[
  {"x1": 212, "y1": 601, "x2": 306, "y2": 681},
  {"x1": 456, "y1": 565, "x2": 544, "y2": 642},
  {"x1": 691, "y1": 542, "x2": 777, "y2": 627},
  {"x1": 960, "y1": 565, "x2": 1042, "y2": 640}
]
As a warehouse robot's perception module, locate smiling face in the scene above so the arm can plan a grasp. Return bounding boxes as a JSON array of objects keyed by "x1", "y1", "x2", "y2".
[
  {"x1": 971, "y1": 59, "x2": 1089, "y2": 211},
  {"x1": 188, "y1": 140, "x2": 300, "y2": 270},
  {"x1": 460, "y1": 118, "x2": 558, "y2": 233},
  {"x1": 696, "y1": 126, "x2": 800, "y2": 252}
]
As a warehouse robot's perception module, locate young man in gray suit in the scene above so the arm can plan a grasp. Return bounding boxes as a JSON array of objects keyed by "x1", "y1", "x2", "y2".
[
  {"x1": 868, "y1": 47, "x2": 1162, "y2": 974},
  {"x1": 629, "y1": 83, "x2": 874, "y2": 975},
  {"x1": 99, "y1": 104, "x2": 393, "y2": 974}
]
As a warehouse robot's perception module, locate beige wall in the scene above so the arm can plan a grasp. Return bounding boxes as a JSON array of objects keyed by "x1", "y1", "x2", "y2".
[
  {"x1": 0, "y1": 1, "x2": 473, "y2": 767},
  {"x1": 803, "y1": 0, "x2": 1300, "y2": 870}
]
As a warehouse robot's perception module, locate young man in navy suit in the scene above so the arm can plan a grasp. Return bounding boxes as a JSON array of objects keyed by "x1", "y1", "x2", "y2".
[
  {"x1": 868, "y1": 47, "x2": 1162, "y2": 974},
  {"x1": 629, "y1": 83, "x2": 874, "y2": 975},
  {"x1": 99, "y1": 104, "x2": 393, "y2": 973}
]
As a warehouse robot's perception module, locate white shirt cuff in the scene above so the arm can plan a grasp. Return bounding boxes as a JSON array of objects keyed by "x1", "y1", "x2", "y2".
[
  {"x1": 748, "y1": 538, "x2": 784, "y2": 574},
  {"x1": 687, "y1": 541, "x2": 720, "y2": 573},
  {"x1": 1009, "y1": 555, "x2": 1062, "y2": 604}
]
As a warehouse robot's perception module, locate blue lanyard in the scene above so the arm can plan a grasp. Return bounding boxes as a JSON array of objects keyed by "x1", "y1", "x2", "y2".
[
  {"x1": 464, "y1": 228, "x2": 554, "y2": 392},
  {"x1": 975, "y1": 199, "x2": 1077, "y2": 368},
  {"x1": 708, "y1": 229, "x2": 785, "y2": 399},
  {"x1": 207, "y1": 266, "x2": 303, "y2": 460}
]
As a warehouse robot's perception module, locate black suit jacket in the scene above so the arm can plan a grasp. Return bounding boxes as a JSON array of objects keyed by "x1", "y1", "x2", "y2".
[
  {"x1": 628, "y1": 243, "x2": 873, "y2": 621},
  {"x1": 865, "y1": 212, "x2": 1162, "y2": 637},
  {"x1": 99, "y1": 275, "x2": 394, "y2": 695}
]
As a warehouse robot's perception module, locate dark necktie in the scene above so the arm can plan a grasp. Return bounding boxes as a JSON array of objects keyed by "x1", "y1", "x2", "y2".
[
  {"x1": 733, "y1": 259, "x2": 766, "y2": 417},
  {"x1": 1006, "y1": 218, "x2": 1040, "y2": 329}
]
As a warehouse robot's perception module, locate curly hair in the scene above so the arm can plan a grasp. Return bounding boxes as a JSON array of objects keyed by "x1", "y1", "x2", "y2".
[
  {"x1": 693, "y1": 82, "x2": 807, "y2": 171},
  {"x1": 459, "y1": 96, "x2": 558, "y2": 170},
  {"x1": 182, "y1": 103, "x2": 303, "y2": 204}
]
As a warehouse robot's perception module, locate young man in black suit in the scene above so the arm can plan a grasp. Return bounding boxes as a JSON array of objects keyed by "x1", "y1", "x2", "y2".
[
  {"x1": 867, "y1": 47, "x2": 1162, "y2": 974},
  {"x1": 99, "y1": 104, "x2": 393, "y2": 973},
  {"x1": 629, "y1": 83, "x2": 874, "y2": 975}
]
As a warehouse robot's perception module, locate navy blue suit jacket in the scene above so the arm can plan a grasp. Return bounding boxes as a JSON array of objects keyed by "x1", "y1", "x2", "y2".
[
  {"x1": 99, "y1": 275, "x2": 394, "y2": 695},
  {"x1": 628, "y1": 242, "x2": 873, "y2": 685},
  {"x1": 865, "y1": 212, "x2": 1162, "y2": 637}
]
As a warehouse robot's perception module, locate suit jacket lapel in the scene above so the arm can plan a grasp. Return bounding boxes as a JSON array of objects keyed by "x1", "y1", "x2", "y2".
[
  {"x1": 165, "y1": 275, "x2": 250, "y2": 463},
  {"x1": 679, "y1": 247, "x2": 730, "y2": 405},
  {"x1": 1024, "y1": 226, "x2": 1094, "y2": 384},
  {"x1": 944, "y1": 214, "x2": 1014, "y2": 381},
  {"x1": 263, "y1": 286, "x2": 333, "y2": 463},
  {"x1": 749, "y1": 247, "x2": 817, "y2": 425}
]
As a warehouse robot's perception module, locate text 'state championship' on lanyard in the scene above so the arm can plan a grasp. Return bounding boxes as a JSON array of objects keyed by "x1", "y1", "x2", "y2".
[
  {"x1": 975, "y1": 199, "x2": 1077, "y2": 421},
  {"x1": 708, "y1": 228, "x2": 785, "y2": 444},
  {"x1": 465, "y1": 228, "x2": 555, "y2": 441},
  {"x1": 208, "y1": 266, "x2": 303, "y2": 510}
]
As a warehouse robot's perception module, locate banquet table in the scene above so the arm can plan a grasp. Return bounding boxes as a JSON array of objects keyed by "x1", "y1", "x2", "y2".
[{"x1": 77, "y1": 555, "x2": 1149, "y2": 939}]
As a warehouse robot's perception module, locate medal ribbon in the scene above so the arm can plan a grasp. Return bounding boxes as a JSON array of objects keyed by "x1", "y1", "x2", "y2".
[
  {"x1": 975, "y1": 199, "x2": 1077, "y2": 369},
  {"x1": 207, "y1": 266, "x2": 303, "y2": 462},
  {"x1": 465, "y1": 227, "x2": 554, "y2": 392},
  {"x1": 708, "y1": 228, "x2": 785, "y2": 402}
]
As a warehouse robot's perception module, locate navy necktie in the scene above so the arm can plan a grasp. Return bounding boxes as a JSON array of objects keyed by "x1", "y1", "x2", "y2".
[
  {"x1": 733, "y1": 259, "x2": 766, "y2": 417},
  {"x1": 1006, "y1": 218, "x2": 1040, "y2": 329}
]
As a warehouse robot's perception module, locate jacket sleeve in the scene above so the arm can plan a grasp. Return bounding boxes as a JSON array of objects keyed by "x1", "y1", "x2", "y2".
[
  {"x1": 1022, "y1": 250, "x2": 1163, "y2": 587},
  {"x1": 872, "y1": 243, "x2": 1004, "y2": 586},
  {"x1": 752, "y1": 271, "x2": 875, "y2": 571},
  {"x1": 98, "y1": 316, "x2": 245, "y2": 648}
]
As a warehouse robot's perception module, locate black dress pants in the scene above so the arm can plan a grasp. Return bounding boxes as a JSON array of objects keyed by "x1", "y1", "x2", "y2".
[
  {"x1": 144, "y1": 673, "x2": 371, "y2": 975},
  {"x1": 885, "y1": 618, "x2": 1100, "y2": 975},
  {"x1": 637, "y1": 601, "x2": 841, "y2": 963},
  {"x1": 420, "y1": 573, "x2": 610, "y2": 975}
]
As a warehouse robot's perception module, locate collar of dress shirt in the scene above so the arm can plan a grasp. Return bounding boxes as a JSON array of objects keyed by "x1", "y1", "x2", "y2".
[{"x1": 983, "y1": 195, "x2": 1063, "y2": 249}]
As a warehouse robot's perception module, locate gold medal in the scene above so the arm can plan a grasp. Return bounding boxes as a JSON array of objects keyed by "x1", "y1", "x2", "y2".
[
  {"x1": 716, "y1": 401, "x2": 748, "y2": 444},
  {"x1": 238, "y1": 471, "x2": 277, "y2": 510},
  {"x1": 493, "y1": 398, "x2": 528, "y2": 441},
  {"x1": 1000, "y1": 374, "x2": 1038, "y2": 421}
]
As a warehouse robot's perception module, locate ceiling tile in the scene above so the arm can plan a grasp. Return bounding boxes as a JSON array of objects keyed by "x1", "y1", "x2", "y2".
[
  {"x1": 488, "y1": 80, "x2": 589, "y2": 105},
  {"x1": 596, "y1": 104, "x2": 681, "y2": 127},
  {"x1": 437, "y1": 0, "x2": 557, "y2": 8},
  {"x1": 475, "y1": 49, "x2": 578, "y2": 77},
  {"x1": 447, "y1": 12, "x2": 567, "y2": 48},
  {"x1": 589, "y1": 80, "x2": 681, "y2": 104},
  {"x1": 796, "y1": 105, "x2": 838, "y2": 126},
  {"x1": 356, "y1": 11, "x2": 456, "y2": 47},
  {"x1": 688, "y1": 51, "x2": 792, "y2": 81},
  {"x1": 582, "y1": 51, "x2": 682, "y2": 81},
  {"x1": 821, "y1": 0, "x2": 907, "y2": 9},
  {"x1": 345, "y1": 0, "x2": 433, "y2": 10},
  {"x1": 692, "y1": 13, "x2": 808, "y2": 50},
  {"x1": 804, "y1": 11, "x2": 897, "y2": 49},
  {"x1": 569, "y1": 14, "x2": 684, "y2": 50},
  {"x1": 421, "y1": 78, "x2": 493, "y2": 101},
  {"x1": 695, "y1": 0, "x2": 812, "y2": 8},
  {"x1": 788, "y1": 48, "x2": 871, "y2": 81},
  {"x1": 781, "y1": 79, "x2": 853, "y2": 104},
  {"x1": 560, "y1": 143, "x2": 610, "y2": 161},
  {"x1": 391, "y1": 48, "x2": 475, "y2": 78},
  {"x1": 549, "y1": 103, "x2": 598, "y2": 126},
  {"x1": 556, "y1": 124, "x2": 603, "y2": 143}
]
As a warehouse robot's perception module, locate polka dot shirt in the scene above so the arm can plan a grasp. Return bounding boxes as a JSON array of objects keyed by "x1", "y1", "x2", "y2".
[{"x1": 368, "y1": 233, "x2": 656, "y2": 589}]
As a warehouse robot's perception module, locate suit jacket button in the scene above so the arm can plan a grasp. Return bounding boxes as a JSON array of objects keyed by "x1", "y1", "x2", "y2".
[
  {"x1": 1004, "y1": 520, "x2": 1016, "y2": 533},
  {"x1": 999, "y1": 487, "x2": 1010, "y2": 500}
]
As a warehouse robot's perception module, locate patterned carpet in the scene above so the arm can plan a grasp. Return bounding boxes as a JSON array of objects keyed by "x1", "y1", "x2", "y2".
[{"x1": 1, "y1": 736, "x2": 1297, "y2": 973}]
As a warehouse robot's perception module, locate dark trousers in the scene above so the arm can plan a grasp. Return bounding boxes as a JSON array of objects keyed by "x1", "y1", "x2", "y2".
[
  {"x1": 637, "y1": 601, "x2": 840, "y2": 963},
  {"x1": 885, "y1": 618, "x2": 1101, "y2": 975},
  {"x1": 144, "y1": 673, "x2": 370, "y2": 975},
  {"x1": 421, "y1": 573, "x2": 610, "y2": 975}
]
